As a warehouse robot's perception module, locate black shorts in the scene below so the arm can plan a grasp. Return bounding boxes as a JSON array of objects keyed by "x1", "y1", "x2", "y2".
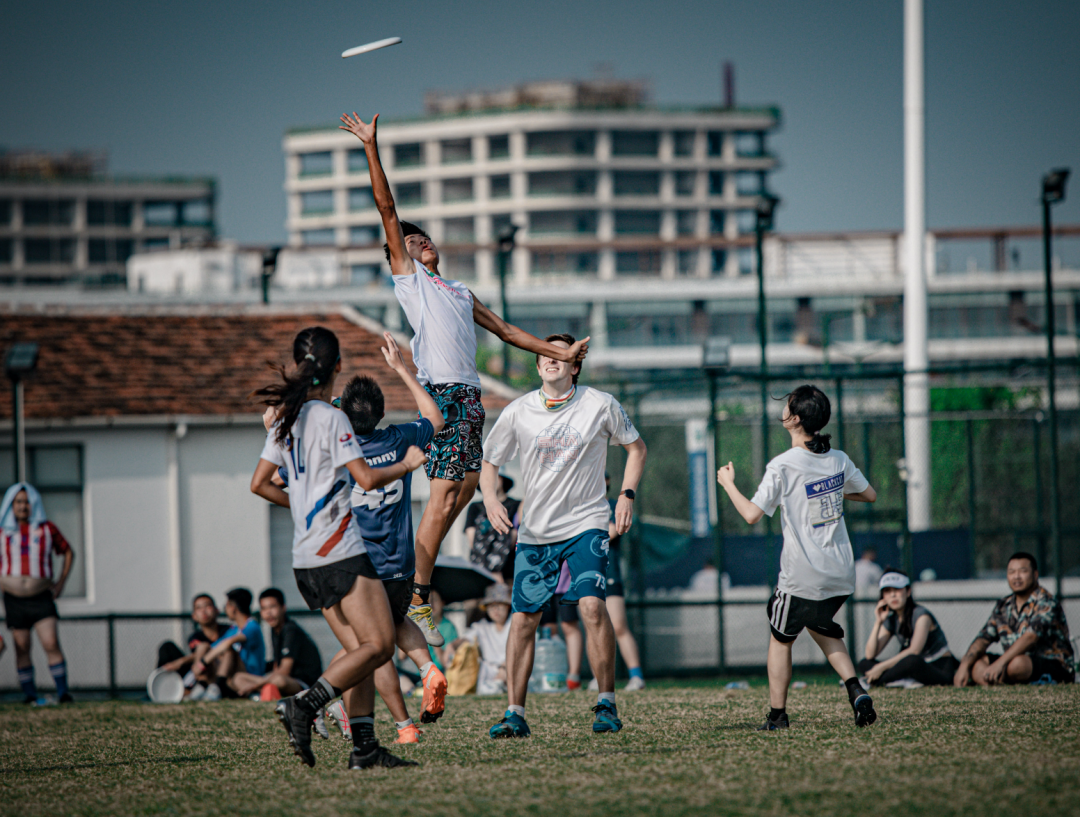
[
  {"x1": 3, "y1": 590, "x2": 59, "y2": 630},
  {"x1": 383, "y1": 578, "x2": 412, "y2": 625},
  {"x1": 1029, "y1": 655, "x2": 1074, "y2": 684},
  {"x1": 605, "y1": 548, "x2": 624, "y2": 598},
  {"x1": 767, "y1": 589, "x2": 847, "y2": 643},
  {"x1": 294, "y1": 553, "x2": 380, "y2": 611}
]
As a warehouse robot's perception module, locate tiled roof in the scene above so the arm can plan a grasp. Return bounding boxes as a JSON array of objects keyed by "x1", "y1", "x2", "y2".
[{"x1": 0, "y1": 305, "x2": 513, "y2": 421}]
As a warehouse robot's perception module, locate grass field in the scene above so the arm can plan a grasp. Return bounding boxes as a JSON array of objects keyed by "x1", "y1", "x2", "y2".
[{"x1": 2, "y1": 681, "x2": 1077, "y2": 817}]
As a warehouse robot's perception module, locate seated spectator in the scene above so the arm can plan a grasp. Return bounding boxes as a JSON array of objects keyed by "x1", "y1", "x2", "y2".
[
  {"x1": 230, "y1": 588, "x2": 323, "y2": 699},
  {"x1": 193, "y1": 587, "x2": 266, "y2": 700},
  {"x1": 156, "y1": 593, "x2": 227, "y2": 699},
  {"x1": 465, "y1": 472, "x2": 520, "y2": 584},
  {"x1": 448, "y1": 583, "x2": 512, "y2": 695},
  {"x1": 954, "y1": 552, "x2": 1074, "y2": 686},
  {"x1": 858, "y1": 569, "x2": 958, "y2": 687},
  {"x1": 854, "y1": 547, "x2": 884, "y2": 597},
  {"x1": 688, "y1": 560, "x2": 720, "y2": 594}
]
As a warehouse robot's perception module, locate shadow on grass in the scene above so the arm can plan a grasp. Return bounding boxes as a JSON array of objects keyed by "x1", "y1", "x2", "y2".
[{"x1": 0, "y1": 755, "x2": 212, "y2": 775}]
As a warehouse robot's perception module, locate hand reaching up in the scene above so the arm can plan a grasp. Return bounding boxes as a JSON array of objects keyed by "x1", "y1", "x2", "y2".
[{"x1": 339, "y1": 111, "x2": 378, "y2": 144}]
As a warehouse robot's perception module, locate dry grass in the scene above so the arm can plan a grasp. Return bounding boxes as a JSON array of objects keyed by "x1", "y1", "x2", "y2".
[{"x1": 1, "y1": 681, "x2": 1077, "y2": 817}]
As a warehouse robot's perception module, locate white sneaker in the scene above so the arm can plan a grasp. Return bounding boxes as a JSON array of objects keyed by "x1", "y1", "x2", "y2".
[
  {"x1": 407, "y1": 604, "x2": 445, "y2": 646},
  {"x1": 187, "y1": 683, "x2": 206, "y2": 702},
  {"x1": 203, "y1": 683, "x2": 222, "y2": 702},
  {"x1": 324, "y1": 700, "x2": 351, "y2": 739},
  {"x1": 313, "y1": 710, "x2": 330, "y2": 739},
  {"x1": 587, "y1": 677, "x2": 599, "y2": 692},
  {"x1": 624, "y1": 676, "x2": 646, "y2": 691},
  {"x1": 884, "y1": 678, "x2": 924, "y2": 689}
]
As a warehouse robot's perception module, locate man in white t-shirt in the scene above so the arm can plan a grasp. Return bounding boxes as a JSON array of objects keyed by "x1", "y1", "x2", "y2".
[
  {"x1": 479, "y1": 334, "x2": 647, "y2": 738},
  {"x1": 339, "y1": 111, "x2": 591, "y2": 647}
]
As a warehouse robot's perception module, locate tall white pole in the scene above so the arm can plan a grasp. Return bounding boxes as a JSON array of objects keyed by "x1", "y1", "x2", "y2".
[{"x1": 904, "y1": 0, "x2": 931, "y2": 532}]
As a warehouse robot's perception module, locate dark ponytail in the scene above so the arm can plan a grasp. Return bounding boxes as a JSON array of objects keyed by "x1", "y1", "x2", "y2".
[
  {"x1": 252, "y1": 326, "x2": 340, "y2": 446},
  {"x1": 785, "y1": 384, "x2": 832, "y2": 453},
  {"x1": 879, "y1": 567, "x2": 916, "y2": 641}
]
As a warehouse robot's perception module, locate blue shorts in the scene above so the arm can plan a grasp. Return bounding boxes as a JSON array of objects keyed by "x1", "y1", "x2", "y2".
[{"x1": 511, "y1": 529, "x2": 609, "y2": 614}]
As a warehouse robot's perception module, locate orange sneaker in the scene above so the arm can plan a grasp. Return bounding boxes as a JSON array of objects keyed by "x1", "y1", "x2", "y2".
[
  {"x1": 566, "y1": 679, "x2": 582, "y2": 691},
  {"x1": 394, "y1": 723, "x2": 423, "y2": 744},
  {"x1": 420, "y1": 665, "x2": 447, "y2": 724}
]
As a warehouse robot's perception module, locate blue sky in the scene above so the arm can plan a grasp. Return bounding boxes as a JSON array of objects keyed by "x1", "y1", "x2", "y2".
[{"x1": 1, "y1": 0, "x2": 1077, "y2": 242}]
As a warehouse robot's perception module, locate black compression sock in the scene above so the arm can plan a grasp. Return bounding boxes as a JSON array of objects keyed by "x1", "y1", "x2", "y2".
[
  {"x1": 769, "y1": 707, "x2": 786, "y2": 722},
  {"x1": 412, "y1": 583, "x2": 431, "y2": 604},
  {"x1": 844, "y1": 677, "x2": 866, "y2": 703},
  {"x1": 350, "y1": 716, "x2": 379, "y2": 754},
  {"x1": 297, "y1": 677, "x2": 341, "y2": 714}
]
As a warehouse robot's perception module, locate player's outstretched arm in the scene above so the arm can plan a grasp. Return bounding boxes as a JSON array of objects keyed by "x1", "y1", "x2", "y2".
[
  {"x1": 614, "y1": 438, "x2": 647, "y2": 535},
  {"x1": 716, "y1": 462, "x2": 765, "y2": 525},
  {"x1": 480, "y1": 460, "x2": 512, "y2": 534},
  {"x1": 346, "y1": 446, "x2": 428, "y2": 491},
  {"x1": 379, "y1": 331, "x2": 445, "y2": 435},
  {"x1": 339, "y1": 111, "x2": 412, "y2": 277},
  {"x1": 471, "y1": 296, "x2": 589, "y2": 363}
]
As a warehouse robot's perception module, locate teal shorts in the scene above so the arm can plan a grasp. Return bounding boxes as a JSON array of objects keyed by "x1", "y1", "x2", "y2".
[{"x1": 511, "y1": 529, "x2": 609, "y2": 614}]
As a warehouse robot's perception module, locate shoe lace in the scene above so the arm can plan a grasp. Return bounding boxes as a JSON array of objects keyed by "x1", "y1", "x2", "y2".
[{"x1": 591, "y1": 703, "x2": 615, "y2": 715}]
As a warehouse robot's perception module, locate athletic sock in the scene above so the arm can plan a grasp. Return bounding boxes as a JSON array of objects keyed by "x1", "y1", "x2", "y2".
[
  {"x1": 844, "y1": 676, "x2": 866, "y2": 704},
  {"x1": 49, "y1": 662, "x2": 69, "y2": 698},
  {"x1": 628, "y1": 667, "x2": 644, "y2": 681},
  {"x1": 17, "y1": 666, "x2": 36, "y2": 700},
  {"x1": 419, "y1": 662, "x2": 435, "y2": 678},
  {"x1": 507, "y1": 704, "x2": 526, "y2": 719},
  {"x1": 349, "y1": 716, "x2": 378, "y2": 754},
  {"x1": 412, "y1": 583, "x2": 431, "y2": 606},
  {"x1": 395, "y1": 718, "x2": 414, "y2": 730},
  {"x1": 567, "y1": 673, "x2": 581, "y2": 684},
  {"x1": 769, "y1": 707, "x2": 786, "y2": 722},
  {"x1": 297, "y1": 677, "x2": 341, "y2": 714},
  {"x1": 597, "y1": 692, "x2": 616, "y2": 707}
]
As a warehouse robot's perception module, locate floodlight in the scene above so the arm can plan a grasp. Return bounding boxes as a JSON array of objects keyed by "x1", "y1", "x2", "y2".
[
  {"x1": 4, "y1": 342, "x2": 39, "y2": 378},
  {"x1": 702, "y1": 336, "x2": 732, "y2": 373},
  {"x1": 497, "y1": 223, "x2": 519, "y2": 253},
  {"x1": 1042, "y1": 168, "x2": 1070, "y2": 205},
  {"x1": 755, "y1": 194, "x2": 780, "y2": 231}
]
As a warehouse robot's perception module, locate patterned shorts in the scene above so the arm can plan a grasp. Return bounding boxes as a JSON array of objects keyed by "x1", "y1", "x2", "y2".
[
  {"x1": 511, "y1": 529, "x2": 609, "y2": 614},
  {"x1": 422, "y1": 382, "x2": 485, "y2": 482}
]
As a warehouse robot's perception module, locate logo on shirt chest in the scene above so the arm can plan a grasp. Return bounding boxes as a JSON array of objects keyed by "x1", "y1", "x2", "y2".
[{"x1": 534, "y1": 423, "x2": 583, "y2": 472}]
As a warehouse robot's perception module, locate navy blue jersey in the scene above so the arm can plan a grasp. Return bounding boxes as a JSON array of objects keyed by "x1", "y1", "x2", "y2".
[{"x1": 278, "y1": 418, "x2": 434, "y2": 580}]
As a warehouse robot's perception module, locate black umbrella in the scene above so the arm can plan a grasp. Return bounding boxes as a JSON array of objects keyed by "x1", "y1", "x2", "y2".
[{"x1": 430, "y1": 556, "x2": 497, "y2": 604}]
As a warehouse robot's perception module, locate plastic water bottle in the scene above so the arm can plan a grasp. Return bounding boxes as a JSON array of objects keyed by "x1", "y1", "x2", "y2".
[{"x1": 529, "y1": 628, "x2": 568, "y2": 693}]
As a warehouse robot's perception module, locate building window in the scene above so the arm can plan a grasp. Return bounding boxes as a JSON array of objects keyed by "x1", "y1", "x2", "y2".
[
  {"x1": 86, "y1": 200, "x2": 133, "y2": 226},
  {"x1": 22, "y1": 199, "x2": 75, "y2": 226},
  {"x1": 444, "y1": 217, "x2": 475, "y2": 243},
  {"x1": 348, "y1": 188, "x2": 374, "y2": 211},
  {"x1": 0, "y1": 199, "x2": 10, "y2": 224},
  {"x1": 738, "y1": 247, "x2": 755, "y2": 275},
  {"x1": 528, "y1": 171, "x2": 596, "y2": 197},
  {"x1": 676, "y1": 210, "x2": 698, "y2": 236},
  {"x1": 707, "y1": 300, "x2": 758, "y2": 343},
  {"x1": 736, "y1": 210, "x2": 757, "y2": 234},
  {"x1": 488, "y1": 135, "x2": 510, "y2": 159},
  {"x1": 611, "y1": 131, "x2": 659, "y2": 156},
  {"x1": 144, "y1": 202, "x2": 178, "y2": 226},
  {"x1": 614, "y1": 210, "x2": 660, "y2": 235},
  {"x1": 0, "y1": 239, "x2": 12, "y2": 264},
  {"x1": 0, "y1": 445, "x2": 86, "y2": 599},
  {"x1": 88, "y1": 239, "x2": 134, "y2": 264},
  {"x1": 442, "y1": 251, "x2": 476, "y2": 279},
  {"x1": 613, "y1": 172, "x2": 660, "y2": 197},
  {"x1": 24, "y1": 238, "x2": 75, "y2": 264},
  {"x1": 616, "y1": 250, "x2": 662, "y2": 276},
  {"x1": 301, "y1": 190, "x2": 334, "y2": 215},
  {"x1": 677, "y1": 249, "x2": 699, "y2": 275},
  {"x1": 526, "y1": 131, "x2": 595, "y2": 157},
  {"x1": 350, "y1": 226, "x2": 378, "y2": 245},
  {"x1": 530, "y1": 210, "x2": 597, "y2": 236},
  {"x1": 350, "y1": 264, "x2": 380, "y2": 286},
  {"x1": 301, "y1": 228, "x2": 336, "y2": 246},
  {"x1": 348, "y1": 149, "x2": 368, "y2": 173},
  {"x1": 675, "y1": 171, "x2": 696, "y2": 197},
  {"x1": 531, "y1": 251, "x2": 599, "y2": 277},
  {"x1": 673, "y1": 131, "x2": 695, "y2": 157},
  {"x1": 513, "y1": 303, "x2": 590, "y2": 338},
  {"x1": 709, "y1": 171, "x2": 725, "y2": 196},
  {"x1": 734, "y1": 131, "x2": 766, "y2": 157},
  {"x1": 298, "y1": 151, "x2": 332, "y2": 177},
  {"x1": 396, "y1": 183, "x2": 423, "y2": 207},
  {"x1": 489, "y1": 175, "x2": 511, "y2": 199},
  {"x1": 608, "y1": 301, "x2": 694, "y2": 347},
  {"x1": 394, "y1": 143, "x2": 423, "y2": 167},
  {"x1": 442, "y1": 178, "x2": 474, "y2": 203},
  {"x1": 712, "y1": 249, "x2": 728, "y2": 274},
  {"x1": 707, "y1": 131, "x2": 724, "y2": 156},
  {"x1": 181, "y1": 199, "x2": 212, "y2": 227},
  {"x1": 710, "y1": 211, "x2": 726, "y2": 235},
  {"x1": 441, "y1": 138, "x2": 472, "y2": 164},
  {"x1": 865, "y1": 298, "x2": 903, "y2": 342},
  {"x1": 736, "y1": 172, "x2": 765, "y2": 196}
]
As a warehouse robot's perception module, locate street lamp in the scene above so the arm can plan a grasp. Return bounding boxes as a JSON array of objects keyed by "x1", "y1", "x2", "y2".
[
  {"x1": 1041, "y1": 167, "x2": 1069, "y2": 590},
  {"x1": 754, "y1": 193, "x2": 779, "y2": 584},
  {"x1": 497, "y1": 222, "x2": 519, "y2": 382},
  {"x1": 261, "y1": 246, "x2": 282, "y2": 305},
  {"x1": 5, "y1": 341, "x2": 39, "y2": 484},
  {"x1": 702, "y1": 335, "x2": 731, "y2": 671}
]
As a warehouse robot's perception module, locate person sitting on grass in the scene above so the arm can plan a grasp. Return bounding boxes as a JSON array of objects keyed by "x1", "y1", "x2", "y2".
[
  {"x1": 858, "y1": 569, "x2": 958, "y2": 688},
  {"x1": 193, "y1": 587, "x2": 266, "y2": 700},
  {"x1": 156, "y1": 593, "x2": 227, "y2": 700},
  {"x1": 953, "y1": 552, "x2": 1074, "y2": 686},
  {"x1": 230, "y1": 588, "x2": 323, "y2": 700},
  {"x1": 447, "y1": 583, "x2": 513, "y2": 695}
]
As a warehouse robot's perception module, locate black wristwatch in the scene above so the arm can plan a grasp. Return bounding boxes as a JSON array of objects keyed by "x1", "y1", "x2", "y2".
[{"x1": 620, "y1": 489, "x2": 635, "y2": 500}]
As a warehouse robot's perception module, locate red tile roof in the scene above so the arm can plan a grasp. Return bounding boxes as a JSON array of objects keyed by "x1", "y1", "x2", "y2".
[{"x1": 0, "y1": 305, "x2": 514, "y2": 421}]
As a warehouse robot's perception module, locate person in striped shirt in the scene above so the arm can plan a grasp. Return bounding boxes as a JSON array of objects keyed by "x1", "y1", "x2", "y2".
[{"x1": 0, "y1": 482, "x2": 75, "y2": 704}]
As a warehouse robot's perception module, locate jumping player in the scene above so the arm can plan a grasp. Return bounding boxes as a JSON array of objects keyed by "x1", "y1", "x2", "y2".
[
  {"x1": 339, "y1": 111, "x2": 590, "y2": 647},
  {"x1": 480, "y1": 333, "x2": 647, "y2": 737},
  {"x1": 717, "y1": 385, "x2": 878, "y2": 730},
  {"x1": 251, "y1": 326, "x2": 426, "y2": 770}
]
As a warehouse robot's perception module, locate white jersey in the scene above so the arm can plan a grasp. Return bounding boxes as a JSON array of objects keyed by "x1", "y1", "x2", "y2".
[
  {"x1": 750, "y1": 446, "x2": 869, "y2": 601},
  {"x1": 483, "y1": 386, "x2": 640, "y2": 544},
  {"x1": 260, "y1": 401, "x2": 367, "y2": 569},
  {"x1": 393, "y1": 259, "x2": 480, "y2": 388}
]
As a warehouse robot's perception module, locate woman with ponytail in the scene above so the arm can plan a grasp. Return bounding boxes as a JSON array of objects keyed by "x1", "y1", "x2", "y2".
[
  {"x1": 250, "y1": 326, "x2": 428, "y2": 771},
  {"x1": 717, "y1": 385, "x2": 879, "y2": 731}
]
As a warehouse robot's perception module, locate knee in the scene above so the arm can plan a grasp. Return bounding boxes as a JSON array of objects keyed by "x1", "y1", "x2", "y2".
[
  {"x1": 1007, "y1": 655, "x2": 1033, "y2": 681},
  {"x1": 577, "y1": 598, "x2": 606, "y2": 627}
]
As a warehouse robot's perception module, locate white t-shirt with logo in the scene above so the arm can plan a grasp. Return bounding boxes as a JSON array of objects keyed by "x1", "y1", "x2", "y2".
[
  {"x1": 483, "y1": 386, "x2": 640, "y2": 544},
  {"x1": 392, "y1": 258, "x2": 480, "y2": 388},
  {"x1": 260, "y1": 400, "x2": 368, "y2": 569},
  {"x1": 750, "y1": 446, "x2": 870, "y2": 601}
]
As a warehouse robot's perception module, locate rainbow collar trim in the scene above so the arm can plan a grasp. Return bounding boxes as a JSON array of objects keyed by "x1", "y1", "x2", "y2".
[{"x1": 540, "y1": 385, "x2": 576, "y2": 411}]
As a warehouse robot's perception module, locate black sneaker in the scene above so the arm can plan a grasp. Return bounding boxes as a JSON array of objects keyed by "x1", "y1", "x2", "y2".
[
  {"x1": 275, "y1": 696, "x2": 316, "y2": 767},
  {"x1": 348, "y1": 746, "x2": 418, "y2": 770},
  {"x1": 59, "y1": 693, "x2": 74, "y2": 704},
  {"x1": 757, "y1": 712, "x2": 789, "y2": 731},
  {"x1": 852, "y1": 694, "x2": 877, "y2": 728}
]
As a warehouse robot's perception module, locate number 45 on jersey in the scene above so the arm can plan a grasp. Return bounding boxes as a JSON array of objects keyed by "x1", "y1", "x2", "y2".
[{"x1": 352, "y1": 479, "x2": 404, "y2": 510}]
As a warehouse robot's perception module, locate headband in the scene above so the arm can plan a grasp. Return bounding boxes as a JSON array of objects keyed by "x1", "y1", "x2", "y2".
[{"x1": 879, "y1": 571, "x2": 910, "y2": 590}]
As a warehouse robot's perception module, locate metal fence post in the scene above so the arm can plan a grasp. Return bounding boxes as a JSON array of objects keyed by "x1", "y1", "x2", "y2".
[
  {"x1": 899, "y1": 376, "x2": 913, "y2": 575},
  {"x1": 709, "y1": 375, "x2": 726, "y2": 672},
  {"x1": 966, "y1": 418, "x2": 977, "y2": 576},
  {"x1": 1033, "y1": 417, "x2": 1046, "y2": 573},
  {"x1": 107, "y1": 614, "x2": 117, "y2": 699}
]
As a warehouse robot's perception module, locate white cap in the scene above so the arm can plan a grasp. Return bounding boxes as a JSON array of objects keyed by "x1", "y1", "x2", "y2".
[{"x1": 879, "y1": 571, "x2": 910, "y2": 590}]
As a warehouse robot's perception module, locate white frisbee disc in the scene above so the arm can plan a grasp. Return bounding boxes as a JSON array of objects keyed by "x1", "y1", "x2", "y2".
[
  {"x1": 146, "y1": 668, "x2": 184, "y2": 703},
  {"x1": 342, "y1": 37, "x2": 402, "y2": 59}
]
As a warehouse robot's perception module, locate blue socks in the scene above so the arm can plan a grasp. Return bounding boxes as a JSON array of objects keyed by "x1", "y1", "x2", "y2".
[
  {"x1": 49, "y1": 662, "x2": 69, "y2": 698},
  {"x1": 628, "y1": 667, "x2": 644, "y2": 681},
  {"x1": 18, "y1": 666, "x2": 36, "y2": 700}
]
